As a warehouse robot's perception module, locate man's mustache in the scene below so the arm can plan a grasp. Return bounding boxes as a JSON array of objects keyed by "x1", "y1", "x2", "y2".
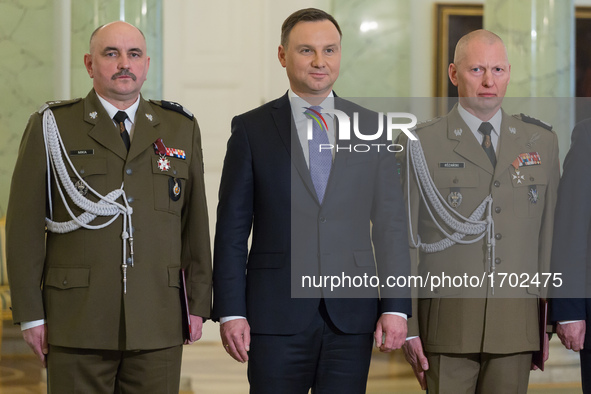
[{"x1": 112, "y1": 70, "x2": 137, "y2": 81}]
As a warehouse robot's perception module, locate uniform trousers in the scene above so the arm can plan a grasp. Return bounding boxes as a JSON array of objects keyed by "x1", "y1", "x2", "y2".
[
  {"x1": 47, "y1": 344, "x2": 183, "y2": 394},
  {"x1": 425, "y1": 351, "x2": 532, "y2": 394},
  {"x1": 247, "y1": 300, "x2": 373, "y2": 394}
]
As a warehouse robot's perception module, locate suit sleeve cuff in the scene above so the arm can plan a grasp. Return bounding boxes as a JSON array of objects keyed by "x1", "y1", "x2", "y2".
[
  {"x1": 21, "y1": 319, "x2": 46, "y2": 331},
  {"x1": 220, "y1": 316, "x2": 247, "y2": 324},
  {"x1": 382, "y1": 312, "x2": 407, "y2": 320}
]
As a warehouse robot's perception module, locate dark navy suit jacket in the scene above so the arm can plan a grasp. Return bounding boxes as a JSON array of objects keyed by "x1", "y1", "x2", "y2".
[
  {"x1": 550, "y1": 118, "x2": 591, "y2": 349},
  {"x1": 212, "y1": 93, "x2": 411, "y2": 335}
]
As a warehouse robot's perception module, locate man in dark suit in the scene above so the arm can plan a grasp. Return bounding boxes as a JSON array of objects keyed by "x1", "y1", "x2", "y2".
[
  {"x1": 6, "y1": 21, "x2": 212, "y2": 393},
  {"x1": 550, "y1": 118, "x2": 591, "y2": 393},
  {"x1": 212, "y1": 8, "x2": 411, "y2": 393}
]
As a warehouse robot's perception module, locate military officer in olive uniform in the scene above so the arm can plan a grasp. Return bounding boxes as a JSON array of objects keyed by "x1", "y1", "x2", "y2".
[
  {"x1": 397, "y1": 30, "x2": 559, "y2": 393},
  {"x1": 6, "y1": 21, "x2": 212, "y2": 393}
]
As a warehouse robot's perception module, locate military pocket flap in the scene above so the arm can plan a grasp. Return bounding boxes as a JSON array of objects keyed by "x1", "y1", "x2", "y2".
[
  {"x1": 66, "y1": 156, "x2": 108, "y2": 178},
  {"x1": 510, "y1": 167, "x2": 547, "y2": 188},
  {"x1": 434, "y1": 169, "x2": 479, "y2": 188},
  {"x1": 168, "y1": 266, "x2": 181, "y2": 288},
  {"x1": 353, "y1": 250, "x2": 375, "y2": 267},
  {"x1": 247, "y1": 253, "x2": 285, "y2": 269},
  {"x1": 152, "y1": 157, "x2": 189, "y2": 179},
  {"x1": 45, "y1": 267, "x2": 90, "y2": 289}
]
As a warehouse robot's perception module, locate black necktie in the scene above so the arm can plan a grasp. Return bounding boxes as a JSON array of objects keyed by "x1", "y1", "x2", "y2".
[
  {"x1": 114, "y1": 111, "x2": 131, "y2": 151},
  {"x1": 478, "y1": 122, "x2": 496, "y2": 167}
]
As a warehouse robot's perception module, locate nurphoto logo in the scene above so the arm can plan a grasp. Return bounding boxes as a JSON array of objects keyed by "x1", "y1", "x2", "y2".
[{"x1": 305, "y1": 108, "x2": 417, "y2": 153}]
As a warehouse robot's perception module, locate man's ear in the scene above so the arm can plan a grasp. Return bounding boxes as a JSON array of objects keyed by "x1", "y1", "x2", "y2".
[
  {"x1": 84, "y1": 53, "x2": 94, "y2": 78},
  {"x1": 278, "y1": 45, "x2": 287, "y2": 68},
  {"x1": 448, "y1": 63, "x2": 459, "y2": 87}
]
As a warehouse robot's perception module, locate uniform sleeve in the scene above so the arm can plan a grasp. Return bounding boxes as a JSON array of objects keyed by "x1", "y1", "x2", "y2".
[
  {"x1": 181, "y1": 116, "x2": 213, "y2": 318},
  {"x1": 6, "y1": 112, "x2": 49, "y2": 324},
  {"x1": 395, "y1": 132, "x2": 420, "y2": 335}
]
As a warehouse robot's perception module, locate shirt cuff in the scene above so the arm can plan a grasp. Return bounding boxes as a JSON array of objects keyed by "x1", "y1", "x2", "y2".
[
  {"x1": 558, "y1": 320, "x2": 584, "y2": 325},
  {"x1": 220, "y1": 316, "x2": 247, "y2": 324},
  {"x1": 382, "y1": 312, "x2": 407, "y2": 320},
  {"x1": 21, "y1": 319, "x2": 46, "y2": 331}
]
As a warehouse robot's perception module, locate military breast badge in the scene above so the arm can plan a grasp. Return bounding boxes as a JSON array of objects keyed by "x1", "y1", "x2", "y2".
[
  {"x1": 169, "y1": 178, "x2": 181, "y2": 201},
  {"x1": 74, "y1": 180, "x2": 88, "y2": 196},
  {"x1": 528, "y1": 186, "x2": 539, "y2": 204},
  {"x1": 447, "y1": 191, "x2": 463, "y2": 208}
]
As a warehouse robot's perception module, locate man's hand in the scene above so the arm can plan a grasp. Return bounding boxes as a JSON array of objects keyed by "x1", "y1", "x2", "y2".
[
  {"x1": 22, "y1": 324, "x2": 48, "y2": 368},
  {"x1": 556, "y1": 320, "x2": 586, "y2": 352},
  {"x1": 374, "y1": 314, "x2": 407, "y2": 352},
  {"x1": 184, "y1": 315, "x2": 204, "y2": 345},
  {"x1": 220, "y1": 319, "x2": 250, "y2": 363},
  {"x1": 402, "y1": 337, "x2": 429, "y2": 390}
]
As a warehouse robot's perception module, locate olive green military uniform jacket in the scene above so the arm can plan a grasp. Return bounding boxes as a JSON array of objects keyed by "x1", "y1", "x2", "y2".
[
  {"x1": 6, "y1": 90, "x2": 212, "y2": 351},
  {"x1": 397, "y1": 104, "x2": 559, "y2": 354}
]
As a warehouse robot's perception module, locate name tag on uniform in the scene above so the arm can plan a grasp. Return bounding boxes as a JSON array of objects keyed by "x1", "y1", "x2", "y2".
[
  {"x1": 439, "y1": 162, "x2": 465, "y2": 169},
  {"x1": 69, "y1": 149, "x2": 94, "y2": 155}
]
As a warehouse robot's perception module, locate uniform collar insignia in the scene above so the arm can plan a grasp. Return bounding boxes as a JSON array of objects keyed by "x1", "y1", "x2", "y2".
[{"x1": 89, "y1": 111, "x2": 98, "y2": 119}]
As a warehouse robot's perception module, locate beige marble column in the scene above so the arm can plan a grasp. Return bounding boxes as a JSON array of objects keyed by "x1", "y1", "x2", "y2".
[
  {"x1": 484, "y1": 0, "x2": 574, "y2": 98},
  {"x1": 332, "y1": 0, "x2": 411, "y2": 97},
  {"x1": 485, "y1": 0, "x2": 574, "y2": 164},
  {"x1": 0, "y1": 0, "x2": 56, "y2": 213}
]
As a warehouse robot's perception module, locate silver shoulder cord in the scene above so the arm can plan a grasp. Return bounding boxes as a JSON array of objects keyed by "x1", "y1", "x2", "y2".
[
  {"x1": 42, "y1": 109, "x2": 134, "y2": 293},
  {"x1": 405, "y1": 133, "x2": 496, "y2": 290}
]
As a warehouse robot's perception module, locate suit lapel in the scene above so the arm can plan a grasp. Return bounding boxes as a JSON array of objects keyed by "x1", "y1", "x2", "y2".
[
  {"x1": 495, "y1": 109, "x2": 523, "y2": 178},
  {"x1": 127, "y1": 97, "x2": 160, "y2": 162},
  {"x1": 447, "y1": 105, "x2": 495, "y2": 175},
  {"x1": 85, "y1": 91, "x2": 128, "y2": 161},
  {"x1": 273, "y1": 93, "x2": 318, "y2": 203}
]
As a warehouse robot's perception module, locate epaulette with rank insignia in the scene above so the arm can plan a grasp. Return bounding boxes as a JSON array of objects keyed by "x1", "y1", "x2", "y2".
[
  {"x1": 513, "y1": 113, "x2": 553, "y2": 131},
  {"x1": 411, "y1": 116, "x2": 443, "y2": 132},
  {"x1": 150, "y1": 100, "x2": 194, "y2": 120},
  {"x1": 37, "y1": 98, "x2": 82, "y2": 114}
]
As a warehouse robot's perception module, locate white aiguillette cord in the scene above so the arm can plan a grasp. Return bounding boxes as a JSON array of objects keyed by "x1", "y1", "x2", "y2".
[
  {"x1": 405, "y1": 134, "x2": 497, "y2": 291},
  {"x1": 42, "y1": 109, "x2": 135, "y2": 293}
]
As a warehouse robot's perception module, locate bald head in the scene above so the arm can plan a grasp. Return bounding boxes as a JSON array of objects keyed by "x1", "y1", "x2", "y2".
[
  {"x1": 89, "y1": 21, "x2": 146, "y2": 54},
  {"x1": 453, "y1": 29, "x2": 507, "y2": 66}
]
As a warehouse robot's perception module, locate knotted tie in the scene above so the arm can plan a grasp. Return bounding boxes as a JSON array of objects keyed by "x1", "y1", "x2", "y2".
[
  {"x1": 478, "y1": 121, "x2": 496, "y2": 167},
  {"x1": 306, "y1": 106, "x2": 332, "y2": 203},
  {"x1": 114, "y1": 110, "x2": 131, "y2": 151}
]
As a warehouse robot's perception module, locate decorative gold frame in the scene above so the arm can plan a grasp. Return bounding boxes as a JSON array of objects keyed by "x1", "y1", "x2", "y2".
[
  {"x1": 434, "y1": 4, "x2": 483, "y2": 97},
  {"x1": 576, "y1": 7, "x2": 591, "y2": 98}
]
